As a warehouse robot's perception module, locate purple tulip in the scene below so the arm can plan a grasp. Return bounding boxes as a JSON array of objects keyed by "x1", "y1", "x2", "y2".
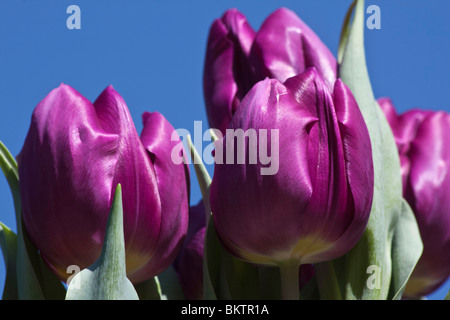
[
  {"x1": 210, "y1": 68, "x2": 373, "y2": 267},
  {"x1": 18, "y1": 84, "x2": 189, "y2": 284},
  {"x1": 379, "y1": 98, "x2": 450, "y2": 298},
  {"x1": 203, "y1": 8, "x2": 256, "y2": 135},
  {"x1": 203, "y1": 8, "x2": 337, "y2": 134},
  {"x1": 173, "y1": 201, "x2": 206, "y2": 300}
]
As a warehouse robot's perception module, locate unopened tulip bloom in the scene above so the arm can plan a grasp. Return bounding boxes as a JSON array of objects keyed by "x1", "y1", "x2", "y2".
[
  {"x1": 210, "y1": 68, "x2": 373, "y2": 298},
  {"x1": 203, "y1": 8, "x2": 256, "y2": 134},
  {"x1": 18, "y1": 84, "x2": 189, "y2": 284},
  {"x1": 379, "y1": 98, "x2": 450, "y2": 298},
  {"x1": 173, "y1": 201, "x2": 206, "y2": 300},
  {"x1": 203, "y1": 7, "x2": 337, "y2": 134}
]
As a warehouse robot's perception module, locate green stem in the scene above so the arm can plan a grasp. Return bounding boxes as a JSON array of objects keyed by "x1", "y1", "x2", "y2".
[
  {"x1": 279, "y1": 263, "x2": 300, "y2": 300},
  {"x1": 315, "y1": 261, "x2": 342, "y2": 300}
]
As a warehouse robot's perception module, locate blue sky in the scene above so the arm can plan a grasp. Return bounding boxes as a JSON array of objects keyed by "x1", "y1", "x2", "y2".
[{"x1": 0, "y1": 0, "x2": 449, "y2": 299}]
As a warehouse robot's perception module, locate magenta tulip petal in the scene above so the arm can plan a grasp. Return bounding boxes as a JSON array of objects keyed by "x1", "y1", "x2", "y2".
[
  {"x1": 203, "y1": 8, "x2": 256, "y2": 134},
  {"x1": 211, "y1": 69, "x2": 373, "y2": 266},
  {"x1": 405, "y1": 112, "x2": 450, "y2": 296},
  {"x1": 380, "y1": 99, "x2": 450, "y2": 297},
  {"x1": 173, "y1": 201, "x2": 206, "y2": 300},
  {"x1": 138, "y1": 111, "x2": 190, "y2": 279},
  {"x1": 324, "y1": 79, "x2": 374, "y2": 253},
  {"x1": 94, "y1": 87, "x2": 163, "y2": 281},
  {"x1": 250, "y1": 8, "x2": 337, "y2": 89},
  {"x1": 378, "y1": 97, "x2": 429, "y2": 155},
  {"x1": 203, "y1": 8, "x2": 337, "y2": 135}
]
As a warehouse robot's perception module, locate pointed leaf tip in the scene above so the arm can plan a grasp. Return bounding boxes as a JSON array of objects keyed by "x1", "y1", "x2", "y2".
[{"x1": 65, "y1": 184, "x2": 138, "y2": 300}]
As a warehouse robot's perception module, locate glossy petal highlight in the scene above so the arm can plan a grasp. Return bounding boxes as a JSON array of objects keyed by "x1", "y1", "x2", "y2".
[
  {"x1": 211, "y1": 69, "x2": 373, "y2": 267},
  {"x1": 380, "y1": 99, "x2": 450, "y2": 297},
  {"x1": 19, "y1": 84, "x2": 189, "y2": 284}
]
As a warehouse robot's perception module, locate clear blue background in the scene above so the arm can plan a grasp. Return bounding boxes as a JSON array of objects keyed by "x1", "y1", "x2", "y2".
[{"x1": 0, "y1": 0, "x2": 449, "y2": 300}]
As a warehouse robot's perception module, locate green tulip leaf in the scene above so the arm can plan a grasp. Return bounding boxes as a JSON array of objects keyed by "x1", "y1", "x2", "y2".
[
  {"x1": 315, "y1": 261, "x2": 343, "y2": 300},
  {"x1": 445, "y1": 289, "x2": 450, "y2": 300},
  {"x1": 134, "y1": 276, "x2": 162, "y2": 300},
  {"x1": 300, "y1": 275, "x2": 320, "y2": 300},
  {"x1": 335, "y1": 0, "x2": 422, "y2": 300},
  {"x1": 186, "y1": 134, "x2": 218, "y2": 299},
  {"x1": 65, "y1": 184, "x2": 139, "y2": 300},
  {"x1": 0, "y1": 141, "x2": 65, "y2": 300},
  {"x1": 204, "y1": 218, "x2": 225, "y2": 299},
  {"x1": 221, "y1": 248, "x2": 260, "y2": 299},
  {"x1": 389, "y1": 199, "x2": 423, "y2": 300},
  {"x1": 0, "y1": 222, "x2": 18, "y2": 300},
  {"x1": 0, "y1": 142, "x2": 20, "y2": 223},
  {"x1": 158, "y1": 265, "x2": 185, "y2": 300},
  {"x1": 186, "y1": 134, "x2": 261, "y2": 300},
  {"x1": 135, "y1": 268, "x2": 186, "y2": 301},
  {"x1": 186, "y1": 134, "x2": 212, "y2": 216},
  {"x1": 257, "y1": 267, "x2": 281, "y2": 300}
]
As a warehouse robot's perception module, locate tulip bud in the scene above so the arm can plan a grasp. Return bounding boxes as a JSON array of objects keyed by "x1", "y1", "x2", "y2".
[
  {"x1": 173, "y1": 201, "x2": 206, "y2": 300},
  {"x1": 210, "y1": 68, "x2": 373, "y2": 269},
  {"x1": 203, "y1": 8, "x2": 256, "y2": 134},
  {"x1": 18, "y1": 84, "x2": 189, "y2": 284},
  {"x1": 203, "y1": 8, "x2": 337, "y2": 134},
  {"x1": 249, "y1": 7, "x2": 337, "y2": 89},
  {"x1": 379, "y1": 98, "x2": 450, "y2": 298}
]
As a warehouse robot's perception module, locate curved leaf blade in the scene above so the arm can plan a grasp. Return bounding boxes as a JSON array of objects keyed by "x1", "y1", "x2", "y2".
[
  {"x1": 186, "y1": 134, "x2": 218, "y2": 299},
  {"x1": 65, "y1": 184, "x2": 139, "y2": 300},
  {"x1": 158, "y1": 265, "x2": 185, "y2": 300},
  {"x1": 186, "y1": 134, "x2": 260, "y2": 300},
  {"x1": 389, "y1": 199, "x2": 422, "y2": 300},
  {"x1": 336, "y1": 0, "x2": 422, "y2": 300},
  {"x1": 135, "y1": 276, "x2": 162, "y2": 300},
  {"x1": 0, "y1": 222, "x2": 18, "y2": 300}
]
